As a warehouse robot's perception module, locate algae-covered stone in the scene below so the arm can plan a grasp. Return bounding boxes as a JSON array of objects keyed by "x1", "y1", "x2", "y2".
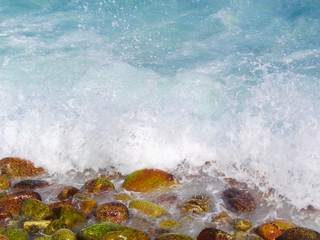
[
  {"x1": 58, "y1": 206, "x2": 88, "y2": 227},
  {"x1": 34, "y1": 237, "x2": 52, "y2": 240},
  {"x1": 129, "y1": 199, "x2": 167, "y2": 218},
  {"x1": 102, "y1": 226, "x2": 151, "y2": 240},
  {"x1": 181, "y1": 198, "x2": 210, "y2": 214},
  {"x1": 156, "y1": 233, "x2": 195, "y2": 240},
  {"x1": 256, "y1": 220, "x2": 297, "y2": 240},
  {"x1": 113, "y1": 193, "x2": 132, "y2": 201},
  {"x1": 197, "y1": 228, "x2": 235, "y2": 240},
  {"x1": 232, "y1": 218, "x2": 253, "y2": 231},
  {"x1": 0, "y1": 234, "x2": 8, "y2": 240},
  {"x1": 222, "y1": 188, "x2": 255, "y2": 214},
  {"x1": 0, "y1": 207, "x2": 12, "y2": 222},
  {"x1": 159, "y1": 220, "x2": 181, "y2": 230},
  {"x1": 122, "y1": 169, "x2": 178, "y2": 192},
  {"x1": 57, "y1": 186, "x2": 79, "y2": 200},
  {"x1": 94, "y1": 202, "x2": 129, "y2": 223},
  {"x1": 20, "y1": 199, "x2": 52, "y2": 220},
  {"x1": 52, "y1": 228, "x2": 76, "y2": 240},
  {"x1": 23, "y1": 220, "x2": 50, "y2": 233},
  {"x1": 275, "y1": 227, "x2": 320, "y2": 240},
  {"x1": 44, "y1": 219, "x2": 68, "y2": 235},
  {"x1": 13, "y1": 180, "x2": 49, "y2": 191},
  {"x1": 77, "y1": 221, "x2": 120, "y2": 240},
  {"x1": 75, "y1": 200, "x2": 97, "y2": 214},
  {"x1": 235, "y1": 232, "x2": 263, "y2": 240},
  {"x1": 48, "y1": 200, "x2": 73, "y2": 210},
  {"x1": 0, "y1": 191, "x2": 41, "y2": 214},
  {"x1": 82, "y1": 178, "x2": 115, "y2": 195},
  {"x1": 0, "y1": 157, "x2": 46, "y2": 178},
  {"x1": 0, "y1": 175, "x2": 10, "y2": 191},
  {"x1": 3, "y1": 228, "x2": 29, "y2": 240}
]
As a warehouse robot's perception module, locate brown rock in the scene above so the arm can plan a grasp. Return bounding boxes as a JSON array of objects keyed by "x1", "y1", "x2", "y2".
[
  {"x1": 94, "y1": 202, "x2": 129, "y2": 223},
  {"x1": 181, "y1": 198, "x2": 210, "y2": 214},
  {"x1": 275, "y1": 227, "x2": 320, "y2": 240},
  {"x1": 197, "y1": 228, "x2": 235, "y2": 240},
  {"x1": 48, "y1": 200, "x2": 73, "y2": 210},
  {"x1": 57, "y1": 186, "x2": 79, "y2": 200},
  {"x1": 156, "y1": 233, "x2": 194, "y2": 240},
  {"x1": 256, "y1": 220, "x2": 297, "y2": 240},
  {"x1": 0, "y1": 191, "x2": 41, "y2": 214},
  {"x1": 122, "y1": 169, "x2": 178, "y2": 192},
  {"x1": 0, "y1": 157, "x2": 46, "y2": 178},
  {"x1": 75, "y1": 200, "x2": 97, "y2": 214},
  {"x1": 0, "y1": 207, "x2": 12, "y2": 222},
  {"x1": 13, "y1": 180, "x2": 49, "y2": 191},
  {"x1": 222, "y1": 188, "x2": 255, "y2": 214},
  {"x1": 82, "y1": 177, "x2": 115, "y2": 195}
]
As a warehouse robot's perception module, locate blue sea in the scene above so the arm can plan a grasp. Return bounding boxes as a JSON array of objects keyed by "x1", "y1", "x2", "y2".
[{"x1": 1, "y1": 0, "x2": 320, "y2": 219}]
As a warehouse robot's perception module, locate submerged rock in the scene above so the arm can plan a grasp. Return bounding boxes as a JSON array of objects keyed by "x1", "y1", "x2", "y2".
[
  {"x1": 57, "y1": 186, "x2": 79, "y2": 200},
  {"x1": 122, "y1": 169, "x2": 178, "y2": 192},
  {"x1": 222, "y1": 188, "x2": 255, "y2": 214},
  {"x1": 0, "y1": 175, "x2": 10, "y2": 191},
  {"x1": 275, "y1": 227, "x2": 320, "y2": 240},
  {"x1": 197, "y1": 228, "x2": 235, "y2": 240},
  {"x1": 3, "y1": 228, "x2": 29, "y2": 240},
  {"x1": 52, "y1": 228, "x2": 76, "y2": 240},
  {"x1": 94, "y1": 202, "x2": 129, "y2": 223},
  {"x1": 77, "y1": 221, "x2": 120, "y2": 240},
  {"x1": 82, "y1": 178, "x2": 115, "y2": 195},
  {"x1": 23, "y1": 220, "x2": 51, "y2": 233},
  {"x1": 101, "y1": 226, "x2": 150, "y2": 240},
  {"x1": 13, "y1": 180, "x2": 49, "y2": 191},
  {"x1": 156, "y1": 233, "x2": 195, "y2": 240},
  {"x1": 20, "y1": 199, "x2": 52, "y2": 220},
  {"x1": 159, "y1": 220, "x2": 181, "y2": 230},
  {"x1": 48, "y1": 200, "x2": 73, "y2": 210},
  {"x1": 256, "y1": 220, "x2": 297, "y2": 240},
  {"x1": 0, "y1": 207, "x2": 12, "y2": 222},
  {"x1": 235, "y1": 232, "x2": 263, "y2": 240},
  {"x1": 0, "y1": 157, "x2": 46, "y2": 178},
  {"x1": 58, "y1": 206, "x2": 88, "y2": 227},
  {"x1": 232, "y1": 218, "x2": 253, "y2": 231},
  {"x1": 181, "y1": 198, "x2": 210, "y2": 214},
  {"x1": 44, "y1": 219, "x2": 68, "y2": 235},
  {"x1": 129, "y1": 199, "x2": 167, "y2": 218},
  {"x1": 75, "y1": 200, "x2": 97, "y2": 214},
  {"x1": 0, "y1": 191, "x2": 41, "y2": 214}
]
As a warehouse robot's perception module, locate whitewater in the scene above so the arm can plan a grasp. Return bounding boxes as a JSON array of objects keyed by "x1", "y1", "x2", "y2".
[{"x1": 1, "y1": 0, "x2": 320, "y2": 225}]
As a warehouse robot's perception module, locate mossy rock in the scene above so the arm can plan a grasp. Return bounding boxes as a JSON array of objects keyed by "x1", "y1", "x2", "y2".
[
  {"x1": 181, "y1": 198, "x2": 210, "y2": 214},
  {"x1": 52, "y1": 228, "x2": 76, "y2": 240},
  {"x1": 275, "y1": 227, "x2": 320, "y2": 240},
  {"x1": 159, "y1": 220, "x2": 181, "y2": 230},
  {"x1": 129, "y1": 199, "x2": 167, "y2": 218},
  {"x1": 0, "y1": 191, "x2": 41, "y2": 214},
  {"x1": 113, "y1": 193, "x2": 132, "y2": 201},
  {"x1": 77, "y1": 221, "x2": 120, "y2": 240},
  {"x1": 44, "y1": 219, "x2": 68, "y2": 235},
  {"x1": 222, "y1": 188, "x2": 255, "y2": 214},
  {"x1": 75, "y1": 200, "x2": 97, "y2": 214},
  {"x1": 3, "y1": 228, "x2": 29, "y2": 240},
  {"x1": 13, "y1": 180, "x2": 49, "y2": 191},
  {"x1": 197, "y1": 228, "x2": 235, "y2": 240},
  {"x1": 122, "y1": 169, "x2": 178, "y2": 192},
  {"x1": 23, "y1": 220, "x2": 50, "y2": 233},
  {"x1": 232, "y1": 218, "x2": 253, "y2": 231},
  {"x1": 156, "y1": 233, "x2": 195, "y2": 240},
  {"x1": 0, "y1": 175, "x2": 10, "y2": 191},
  {"x1": 57, "y1": 186, "x2": 79, "y2": 200},
  {"x1": 82, "y1": 178, "x2": 115, "y2": 195},
  {"x1": 102, "y1": 226, "x2": 150, "y2": 240},
  {"x1": 34, "y1": 237, "x2": 52, "y2": 240},
  {"x1": 0, "y1": 157, "x2": 46, "y2": 178},
  {"x1": 94, "y1": 202, "x2": 129, "y2": 223},
  {"x1": 0, "y1": 207, "x2": 12, "y2": 222},
  {"x1": 256, "y1": 220, "x2": 297, "y2": 240},
  {"x1": 20, "y1": 199, "x2": 52, "y2": 220},
  {"x1": 48, "y1": 200, "x2": 73, "y2": 210},
  {"x1": 58, "y1": 206, "x2": 88, "y2": 227}
]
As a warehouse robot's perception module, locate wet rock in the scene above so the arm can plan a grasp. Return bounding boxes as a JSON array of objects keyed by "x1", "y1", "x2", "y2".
[
  {"x1": 129, "y1": 199, "x2": 167, "y2": 218},
  {"x1": 0, "y1": 191, "x2": 41, "y2": 214},
  {"x1": 0, "y1": 207, "x2": 13, "y2": 222},
  {"x1": 57, "y1": 186, "x2": 79, "y2": 200},
  {"x1": 222, "y1": 188, "x2": 255, "y2": 214},
  {"x1": 52, "y1": 228, "x2": 76, "y2": 240},
  {"x1": 232, "y1": 218, "x2": 253, "y2": 231},
  {"x1": 34, "y1": 237, "x2": 52, "y2": 240},
  {"x1": 113, "y1": 193, "x2": 132, "y2": 201},
  {"x1": 181, "y1": 198, "x2": 210, "y2": 214},
  {"x1": 197, "y1": 228, "x2": 235, "y2": 240},
  {"x1": 94, "y1": 202, "x2": 129, "y2": 223},
  {"x1": 149, "y1": 228, "x2": 172, "y2": 239},
  {"x1": 75, "y1": 200, "x2": 97, "y2": 214},
  {"x1": 101, "y1": 226, "x2": 151, "y2": 240},
  {"x1": 235, "y1": 232, "x2": 263, "y2": 240},
  {"x1": 44, "y1": 219, "x2": 68, "y2": 235},
  {"x1": 156, "y1": 233, "x2": 195, "y2": 240},
  {"x1": 0, "y1": 234, "x2": 8, "y2": 240},
  {"x1": 0, "y1": 157, "x2": 46, "y2": 178},
  {"x1": 256, "y1": 220, "x2": 297, "y2": 240},
  {"x1": 77, "y1": 221, "x2": 120, "y2": 240},
  {"x1": 20, "y1": 199, "x2": 52, "y2": 220},
  {"x1": 275, "y1": 227, "x2": 320, "y2": 240},
  {"x1": 13, "y1": 180, "x2": 49, "y2": 191},
  {"x1": 23, "y1": 220, "x2": 51, "y2": 233},
  {"x1": 122, "y1": 169, "x2": 178, "y2": 192},
  {"x1": 58, "y1": 206, "x2": 88, "y2": 228},
  {"x1": 159, "y1": 220, "x2": 181, "y2": 230},
  {"x1": 72, "y1": 193, "x2": 91, "y2": 200},
  {"x1": 48, "y1": 200, "x2": 73, "y2": 210},
  {"x1": 0, "y1": 175, "x2": 10, "y2": 191},
  {"x1": 3, "y1": 228, "x2": 29, "y2": 240},
  {"x1": 82, "y1": 178, "x2": 115, "y2": 195},
  {"x1": 156, "y1": 194, "x2": 182, "y2": 206}
]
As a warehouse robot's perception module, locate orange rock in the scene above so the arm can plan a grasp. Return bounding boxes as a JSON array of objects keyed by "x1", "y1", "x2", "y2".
[
  {"x1": 75, "y1": 200, "x2": 97, "y2": 214},
  {"x1": 13, "y1": 179, "x2": 49, "y2": 191},
  {"x1": 122, "y1": 169, "x2": 178, "y2": 192},
  {"x1": 82, "y1": 177, "x2": 115, "y2": 195},
  {"x1": 57, "y1": 186, "x2": 79, "y2": 200},
  {"x1": 0, "y1": 157, "x2": 46, "y2": 178},
  {"x1": 256, "y1": 220, "x2": 298, "y2": 240},
  {"x1": 0, "y1": 207, "x2": 12, "y2": 222},
  {"x1": 48, "y1": 200, "x2": 73, "y2": 210},
  {"x1": 94, "y1": 202, "x2": 129, "y2": 223},
  {"x1": 0, "y1": 191, "x2": 41, "y2": 214}
]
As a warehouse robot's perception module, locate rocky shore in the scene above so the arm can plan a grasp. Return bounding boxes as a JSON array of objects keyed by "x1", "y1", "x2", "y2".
[{"x1": 0, "y1": 157, "x2": 319, "y2": 240}]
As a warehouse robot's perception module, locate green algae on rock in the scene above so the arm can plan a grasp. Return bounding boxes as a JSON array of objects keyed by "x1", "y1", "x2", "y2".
[
  {"x1": 75, "y1": 200, "x2": 97, "y2": 214},
  {"x1": 0, "y1": 157, "x2": 46, "y2": 178},
  {"x1": 52, "y1": 228, "x2": 76, "y2": 240},
  {"x1": 122, "y1": 169, "x2": 178, "y2": 192},
  {"x1": 101, "y1": 226, "x2": 151, "y2": 240},
  {"x1": 232, "y1": 218, "x2": 253, "y2": 231},
  {"x1": 58, "y1": 206, "x2": 88, "y2": 227},
  {"x1": 77, "y1": 221, "x2": 120, "y2": 240},
  {"x1": 197, "y1": 228, "x2": 235, "y2": 240},
  {"x1": 3, "y1": 228, "x2": 29, "y2": 240},
  {"x1": 159, "y1": 220, "x2": 181, "y2": 230},
  {"x1": 0, "y1": 175, "x2": 10, "y2": 191},
  {"x1": 0, "y1": 191, "x2": 41, "y2": 215},
  {"x1": 156, "y1": 233, "x2": 195, "y2": 240},
  {"x1": 82, "y1": 178, "x2": 115, "y2": 195},
  {"x1": 94, "y1": 202, "x2": 129, "y2": 223},
  {"x1": 275, "y1": 227, "x2": 320, "y2": 240},
  {"x1": 23, "y1": 220, "x2": 51, "y2": 233},
  {"x1": 256, "y1": 220, "x2": 297, "y2": 240},
  {"x1": 44, "y1": 219, "x2": 68, "y2": 235},
  {"x1": 129, "y1": 199, "x2": 167, "y2": 218},
  {"x1": 222, "y1": 188, "x2": 256, "y2": 214},
  {"x1": 20, "y1": 199, "x2": 52, "y2": 220},
  {"x1": 57, "y1": 186, "x2": 79, "y2": 200}
]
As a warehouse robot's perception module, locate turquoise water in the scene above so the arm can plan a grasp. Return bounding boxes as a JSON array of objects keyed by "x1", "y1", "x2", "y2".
[{"x1": 1, "y1": 0, "x2": 320, "y2": 211}]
